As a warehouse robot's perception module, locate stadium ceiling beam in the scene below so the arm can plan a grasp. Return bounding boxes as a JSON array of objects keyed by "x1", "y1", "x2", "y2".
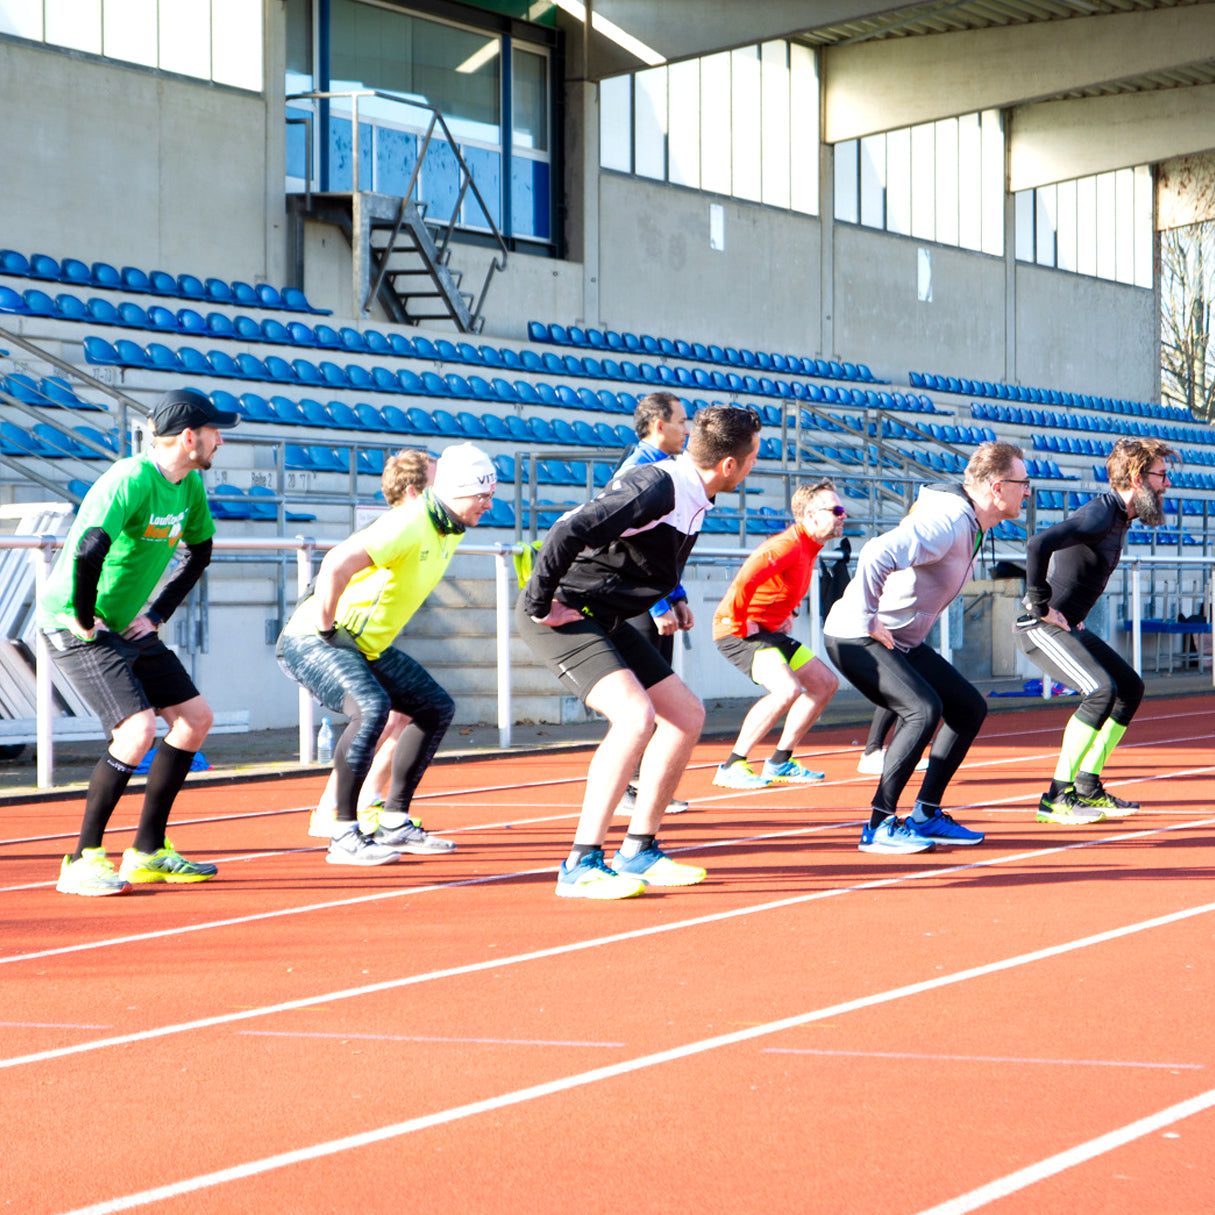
[
  {"x1": 1009, "y1": 84, "x2": 1215, "y2": 193},
  {"x1": 560, "y1": 0, "x2": 921, "y2": 80},
  {"x1": 822, "y1": 7, "x2": 1215, "y2": 142}
]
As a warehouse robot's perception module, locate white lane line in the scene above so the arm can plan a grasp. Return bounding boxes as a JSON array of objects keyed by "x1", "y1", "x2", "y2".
[
  {"x1": 6, "y1": 816, "x2": 1213, "y2": 1071},
  {"x1": 238, "y1": 1031, "x2": 625, "y2": 1048},
  {"x1": 764, "y1": 1048, "x2": 1203, "y2": 1070},
  {"x1": 914, "y1": 1087, "x2": 1215, "y2": 1215},
  {"x1": 55, "y1": 896, "x2": 1215, "y2": 1215}
]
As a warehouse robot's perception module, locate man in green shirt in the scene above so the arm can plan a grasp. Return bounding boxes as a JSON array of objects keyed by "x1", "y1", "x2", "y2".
[
  {"x1": 40, "y1": 387, "x2": 238, "y2": 896},
  {"x1": 276, "y1": 442, "x2": 496, "y2": 866}
]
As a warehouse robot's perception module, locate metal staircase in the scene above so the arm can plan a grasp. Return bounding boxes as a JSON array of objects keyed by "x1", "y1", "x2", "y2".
[{"x1": 286, "y1": 91, "x2": 508, "y2": 333}]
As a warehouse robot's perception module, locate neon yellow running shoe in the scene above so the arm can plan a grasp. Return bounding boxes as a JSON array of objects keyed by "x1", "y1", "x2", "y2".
[
  {"x1": 119, "y1": 839, "x2": 217, "y2": 884},
  {"x1": 57, "y1": 848, "x2": 131, "y2": 897},
  {"x1": 611, "y1": 843, "x2": 707, "y2": 887}
]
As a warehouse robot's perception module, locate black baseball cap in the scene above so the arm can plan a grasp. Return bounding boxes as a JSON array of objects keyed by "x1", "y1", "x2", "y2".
[{"x1": 150, "y1": 388, "x2": 239, "y2": 437}]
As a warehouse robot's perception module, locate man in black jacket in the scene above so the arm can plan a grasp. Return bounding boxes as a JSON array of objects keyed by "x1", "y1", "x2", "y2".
[{"x1": 516, "y1": 404, "x2": 761, "y2": 899}]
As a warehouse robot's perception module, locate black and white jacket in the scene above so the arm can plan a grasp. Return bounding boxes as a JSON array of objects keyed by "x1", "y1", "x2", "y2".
[{"x1": 520, "y1": 454, "x2": 712, "y2": 629}]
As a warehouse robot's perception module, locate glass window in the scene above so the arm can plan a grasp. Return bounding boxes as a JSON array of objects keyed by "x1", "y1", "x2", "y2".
[
  {"x1": 834, "y1": 139, "x2": 858, "y2": 224},
  {"x1": 46, "y1": 0, "x2": 100, "y2": 54},
  {"x1": 788, "y1": 41, "x2": 817, "y2": 216},
  {"x1": 859, "y1": 133, "x2": 884, "y2": 229},
  {"x1": 730, "y1": 45, "x2": 761, "y2": 201},
  {"x1": 0, "y1": 0, "x2": 44, "y2": 40},
  {"x1": 667, "y1": 57, "x2": 699, "y2": 189},
  {"x1": 633, "y1": 64, "x2": 666, "y2": 181},
  {"x1": 599, "y1": 73, "x2": 632, "y2": 172},
  {"x1": 513, "y1": 45, "x2": 548, "y2": 152},
  {"x1": 910, "y1": 122, "x2": 935, "y2": 241},
  {"x1": 1076, "y1": 175, "x2": 1097, "y2": 276},
  {"x1": 1035, "y1": 184, "x2": 1056, "y2": 268},
  {"x1": 957, "y1": 112, "x2": 981, "y2": 252},
  {"x1": 699, "y1": 51, "x2": 731, "y2": 196},
  {"x1": 980, "y1": 109, "x2": 1003, "y2": 257},
  {"x1": 1134, "y1": 164, "x2": 1153, "y2": 289},
  {"x1": 1056, "y1": 178, "x2": 1077, "y2": 272},
  {"x1": 1114, "y1": 167, "x2": 1135, "y2": 284},
  {"x1": 159, "y1": 0, "x2": 210, "y2": 80},
  {"x1": 284, "y1": 0, "x2": 313, "y2": 93},
  {"x1": 212, "y1": 0, "x2": 262, "y2": 91},
  {"x1": 1095, "y1": 171, "x2": 1116, "y2": 280},
  {"x1": 1014, "y1": 190, "x2": 1034, "y2": 262},
  {"x1": 934, "y1": 118, "x2": 958, "y2": 247},
  {"x1": 760, "y1": 41, "x2": 790, "y2": 209},
  {"x1": 104, "y1": 0, "x2": 157, "y2": 68},
  {"x1": 886, "y1": 127, "x2": 911, "y2": 236}
]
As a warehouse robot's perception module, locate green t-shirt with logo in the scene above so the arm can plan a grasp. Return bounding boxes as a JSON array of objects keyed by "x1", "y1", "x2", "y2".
[
  {"x1": 39, "y1": 452, "x2": 215, "y2": 633},
  {"x1": 283, "y1": 497, "x2": 462, "y2": 659}
]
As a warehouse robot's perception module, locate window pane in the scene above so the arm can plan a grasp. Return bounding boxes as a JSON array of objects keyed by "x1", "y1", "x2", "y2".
[
  {"x1": 834, "y1": 139, "x2": 858, "y2": 224},
  {"x1": 1114, "y1": 167, "x2": 1135, "y2": 284},
  {"x1": 0, "y1": 1, "x2": 43, "y2": 40},
  {"x1": 599, "y1": 73, "x2": 632, "y2": 172},
  {"x1": 788, "y1": 41, "x2": 817, "y2": 215},
  {"x1": 284, "y1": 0, "x2": 313, "y2": 92},
  {"x1": 980, "y1": 109, "x2": 1003, "y2": 257},
  {"x1": 910, "y1": 122, "x2": 934, "y2": 240},
  {"x1": 159, "y1": 0, "x2": 210, "y2": 80},
  {"x1": 1134, "y1": 164, "x2": 1153, "y2": 289},
  {"x1": 1076, "y1": 175, "x2": 1097, "y2": 275},
  {"x1": 730, "y1": 45, "x2": 761, "y2": 201},
  {"x1": 213, "y1": 0, "x2": 263, "y2": 90},
  {"x1": 957, "y1": 113, "x2": 981, "y2": 251},
  {"x1": 633, "y1": 65, "x2": 666, "y2": 180},
  {"x1": 103, "y1": 0, "x2": 157, "y2": 66},
  {"x1": 1056, "y1": 178, "x2": 1077, "y2": 272},
  {"x1": 935, "y1": 118, "x2": 958, "y2": 246},
  {"x1": 1095, "y1": 171, "x2": 1116, "y2": 279},
  {"x1": 513, "y1": 47, "x2": 548, "y2": 152},
  {"x1": 667, "y1": 57, "x2": 699, "y2": 189},
  {"x1": 47, "y1": 0, "x2": 100, "y2": 54},
  {"x1": 760, "y1": 41, "x2": 789, "y2": 209},
  {"x1": 700, "y1": 52, "x2": 731, "y2": 196},
  {"x1": 1035, "y1": 184, "x2": 1056, "y2": 267},
  {"x1": 886, "y1": 127, "x2": 911, "y2": 236},
  {"x1": 1014, "y1": 190, "x2": 1034, "y2": 262},
  {"x1": 859, "y1": 133, "x2": 885, "y2": 229}
]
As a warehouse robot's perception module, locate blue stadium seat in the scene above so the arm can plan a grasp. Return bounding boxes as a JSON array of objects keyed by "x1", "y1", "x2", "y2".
[
  {"x1": 355, "y1": 403, "x2": 386, "y2": 430},
  {"x1": 263, "y1": 318, "x2": 294, "y2": 344},
  {"x1": 406, "y1": 406, "x2": 440, "y2": 435},
  {"x1": 481, "y1": 414, "x2": 510, "y2": 441},
  {"x1": 316, "y1": 361, "x2": 349, "y2": 388},
  {"x1": 209, "y1": 349, "x2": 245, "y2": 378},
  {"x1": 431, "y1": 408, "x2": 465, "y2": 437},
  {"x1": 301, "y1": 398, "x2": 337, "y2": 428},
  {"x1": 457, "y1": 411, "x2": 489, "y2": 439},
  {"x1": 366, "y1": 367, "x2": 398, "y2": 393},
  {"x1": 269, "y1": 396, "x2": 308, "y2": 426}
]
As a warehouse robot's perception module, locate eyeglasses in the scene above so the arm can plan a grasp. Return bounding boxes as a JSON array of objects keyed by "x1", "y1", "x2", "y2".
[
  {"x1": 1145, "y1": 469, "x2": 1171, "y2": 483},
  {"x1": 814, "y1": 505, "x2": 847, "y2": 517},
  {"x1": 996, "y1": 478, "x2": 1031, "y2": 488}
]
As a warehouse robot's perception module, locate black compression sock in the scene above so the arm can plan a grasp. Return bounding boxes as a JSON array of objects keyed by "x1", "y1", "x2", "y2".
[
  {"x1": 133, "y1": 741, "x2": 196, "y2": 854},
  {"x1": 1048, "y1": 778, "x2": 1072, "y2": 799},
  {"x1": 74, "y1": 752, "x2": 137, "y2": 858},
  {"x1": 725, "y1": 752, "x2": 748, "y2": 768},
  {"x1": 770, "y1": 749, "x2": 793, "y2": 767}
]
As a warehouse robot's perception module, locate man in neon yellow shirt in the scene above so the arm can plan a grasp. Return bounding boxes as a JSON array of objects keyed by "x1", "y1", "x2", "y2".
[
  {"x1": 277, "y1": 443, "x2": 496, "y2": 866},
  {"x1": 40, "y1": 387, "x2": 237, "y2": 896}
]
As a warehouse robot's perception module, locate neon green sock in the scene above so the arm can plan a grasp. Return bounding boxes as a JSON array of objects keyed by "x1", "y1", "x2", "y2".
[
  {"x1": 1053, "y1": 716, "x2": 1099, "y2": 784},
  {"x1": 1078, "y1": 719, "x2": 1127, "y2": 778}
]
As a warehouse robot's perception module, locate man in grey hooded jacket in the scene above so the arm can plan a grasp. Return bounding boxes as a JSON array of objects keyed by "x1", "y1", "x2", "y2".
[{"x1": 824, "y1": 441, "x2": 1031, "y2": 854}]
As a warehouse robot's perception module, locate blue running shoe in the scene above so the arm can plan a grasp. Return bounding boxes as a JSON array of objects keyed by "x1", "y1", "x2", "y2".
[
  {"x1": 712, "y1": 761, "x2": 769, "y2": 790},
  {"x1": 761, "y1": 758, "x2": 825, "y2": 784},
  {"x1": 906, "y1": 809, "x2": 984, "y2": 846},
  {"x1": 611, "y1": 843, "x2": 706, "y2": 886},
  {"x1": 858, "y1": 816, "x2": 935, "y2": 854},
  {"x1": 556, "y1": 848, "x2": 646, "y2": 899}
]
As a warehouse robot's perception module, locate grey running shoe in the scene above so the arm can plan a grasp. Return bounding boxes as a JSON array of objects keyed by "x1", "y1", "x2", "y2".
[
  {"x1": 373, "y1": 820, "x2": 456, "y2": 854},
  {"x1": 327, "y1": 828, "x2": 402, "y2": 866}
]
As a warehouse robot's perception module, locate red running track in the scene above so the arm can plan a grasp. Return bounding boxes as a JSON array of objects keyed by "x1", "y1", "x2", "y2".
[{"x1": 2, "y1": 694, "x2": 1214, "y2": 1214}]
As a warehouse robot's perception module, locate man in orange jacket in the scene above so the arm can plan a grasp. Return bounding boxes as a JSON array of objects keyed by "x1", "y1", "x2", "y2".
[{"x1": 711, "y1": 480, "x2": 846, "y2": 788}]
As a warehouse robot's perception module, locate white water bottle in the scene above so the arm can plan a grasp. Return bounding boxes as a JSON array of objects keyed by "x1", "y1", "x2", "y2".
[{"x1": 316, "y1": 716, "x2": 334, "y2": 765}]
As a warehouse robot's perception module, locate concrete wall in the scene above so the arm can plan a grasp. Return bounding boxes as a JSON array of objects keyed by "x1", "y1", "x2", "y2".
[{"x1": 0, "y1": 37, "x2": 284, "y2": 287}]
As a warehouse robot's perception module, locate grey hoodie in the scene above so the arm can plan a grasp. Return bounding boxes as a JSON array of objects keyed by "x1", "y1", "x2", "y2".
[{"x1": 822, "y1": 484, "x2": 981, "y2": 652}]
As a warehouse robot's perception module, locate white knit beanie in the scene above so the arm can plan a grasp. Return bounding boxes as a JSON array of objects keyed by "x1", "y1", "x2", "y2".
[{"x1": 433, "y1": 442, "x2": 496, "y2": 502}]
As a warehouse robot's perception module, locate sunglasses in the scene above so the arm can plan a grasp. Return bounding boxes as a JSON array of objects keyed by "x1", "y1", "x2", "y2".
[{"x1": 814, "y1": 505, "x2": 847, "y2": 517}]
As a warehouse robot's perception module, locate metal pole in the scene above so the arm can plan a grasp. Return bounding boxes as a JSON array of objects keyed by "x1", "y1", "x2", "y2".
[
  {"x1": 1131, "y1": 558, "x2": 1143, "y2": 674},
  {"x1": 33, "y1": 540, "x2": 55, "y2": 789},
  {"x1": 495, "y1": 548, "x2": 513, "y2": 750},
  {"x1": 297, "y1": 539, "x2": 316, "y2": 763}
]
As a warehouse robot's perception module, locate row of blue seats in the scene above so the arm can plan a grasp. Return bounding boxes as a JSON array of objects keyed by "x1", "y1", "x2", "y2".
[
  {"x1": 528, "y1": 320, "x2": 880, "y2": 385},
  {"x1": 1, "y1": 422, "x2": 116, "y2": 461},
  {"x1": 2, "y1": 372, "x2": 103, "y2": 410},
  {"x1": 78, "y1": 334, "x2": 929, "y2": 411},
  {"x1": 973, "y1": 401, "x2": 1215, "y2": 450},
  {"x1": 1033, "y1": 431, "x2": 1215, "y2": 470},
  {"x1": 913, "y1": 369, "x2": 1194, "y2": 425},
  {"x1": 0, "y1": 249, "x2": 326, "y2": 314}
]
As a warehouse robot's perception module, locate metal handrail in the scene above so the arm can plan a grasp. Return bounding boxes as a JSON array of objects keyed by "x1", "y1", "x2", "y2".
[{"x1": 285, "y1": 89, "x2": 509, "y2": 329}]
